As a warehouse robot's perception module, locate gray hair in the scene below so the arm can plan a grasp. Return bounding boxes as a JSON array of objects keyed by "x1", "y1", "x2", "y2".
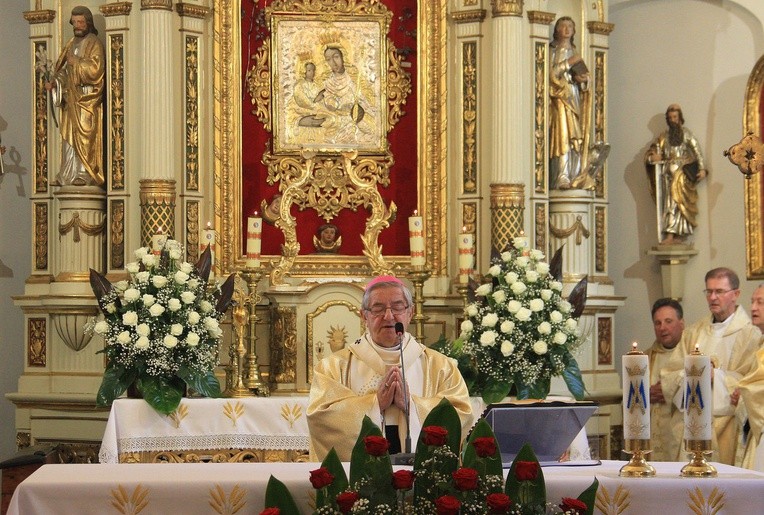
[{"x1": 361, "y1": 280, "x2": 413, "y2": 311}]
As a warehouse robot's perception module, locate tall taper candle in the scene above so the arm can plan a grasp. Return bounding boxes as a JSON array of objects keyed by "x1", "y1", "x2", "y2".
[
  {"x1": 246, "y1": 213, "x2": 263, "y2": 268},
  {"x1": 684, "y1": 345, "x2": 713, "y2": 442},
  {"x1": 622, "y1": 342, "x2": 650, "y2": 440},
  {"x1": 409, "y1": 210, "x2": 425, "y2": 267},
  {"x1": 201, "y1": 221, "x2": 215, "y2": 266},
  {"x1": 458, "y1": 228, "x2": 474, "y2": 284},
  {"x1": 151, "y1": 227, "x2": 166, "y2": 255}
]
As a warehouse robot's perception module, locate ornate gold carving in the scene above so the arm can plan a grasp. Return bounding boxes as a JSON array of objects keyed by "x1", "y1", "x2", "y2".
[
  {"x1": 451, "y1": 10, "x2": 486, "y2": 24},
  {"x1": 100, "y1": 2, "x2": 133, "y2": 17},
  {"x1": 744, "y1": 54, "x2": 764, "y2": 278},
  {"x1": 176, "y1": 3, "x2": 210, "y2": 19},
  {"x1": 534, "y1": 202, "x2": 546, "y2": 253},
  {"x1": 271, "y1": 306, "x2": 297, "y2": 385},
  {"x1": 490, "y1": 184, "x2": 524, "y2": 254},
  {"x1": 597, "y1": 316, "x2": 612, "y2": 365},
  {"x1": 595, "y1": 206, "x2": 606, "y2": 273},
  {"x1": 111, "y1": 200, "x2": 125, "y2": 269},
  {"x1": 185, "y1": 36, "x2": 200, "y2": 191},
  {"x1": 463, "y1": 0, "x2": 478, "y2": 6},
  {"x1": 527, "y1": 10, "x2": 555, "y2": 25},
  {"x1": 17, "y1": 432, "x2": 32, "y2": 449},
  {"x1": 120, "y1": 448, "x2": 310, "y2": 463},
  {"x1": 28, "y1": 317, "x2": 47, "y2": 367},
  {"x1": 491, "y1": 0, "x2": 523, "y2": 17},
  {"x1": 59, "y1": 212, "x2": 106, "y2": 242},
  {"x1": 214, "y1": 0, "x2": 446, "y2": 276},
  {"x1": 462, "y1": 203, "x2": 477, "y2": 236},
  {"x1": 139, "y1": 179, "x2": 176, "y2": 247},
  {"x1": 209, "y1": 484, "x2": 246, "y2": 513},
  {"x1": 594, "y1": 51, "x2": 606, "y2": 198},
  {"x1": 23, "y1": 10, "x2": 56, "y2": 24},
  {"x1": 34, "y1": 202, "x2": 48, "y2": 270},
  {"x1": 186, "y1": 200, "x2": 200, "y2": 263},
  {"x1": 550, "y1": 215, "x2": 590, "y2": 245},
  {"x1": 140, "y1": 0, "x2": 172, "y2": 10},
  {"x1": 534, "y1": 41, "x2": 546, "y2": 193},
  {"x1": 110, "y1": 35, "x2": 125, "y2": 190},
  {"x1": 462, "y1": 42, "x2": 477, "y2": 194},
  {"x1": 587, "y1": 21, "x2": 615, "y2": 36},
  {"x1": 33, "y1": 41, "x2": 49, "y2": 194}
]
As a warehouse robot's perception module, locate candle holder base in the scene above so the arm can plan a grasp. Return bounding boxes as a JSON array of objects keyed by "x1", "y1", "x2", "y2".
[
  {"x1": 681, "y1": 449, "x2": 717, "y2": 477},
  {"x1": 619, "y1": 449, "x2": 656, "y2": 477}
]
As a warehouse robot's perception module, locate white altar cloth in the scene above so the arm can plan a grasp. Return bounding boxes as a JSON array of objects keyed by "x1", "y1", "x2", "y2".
[
  {"x1": 9, "y1": 460, "x2": 764, "y2": 514},
  {"x1": 99, "y1": 398, "x2": 311, "y2": 464}
]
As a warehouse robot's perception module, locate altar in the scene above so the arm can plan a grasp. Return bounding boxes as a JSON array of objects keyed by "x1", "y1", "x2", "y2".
[{"x1": 9, "y1": 460, "x2": 764, "y2": 514}]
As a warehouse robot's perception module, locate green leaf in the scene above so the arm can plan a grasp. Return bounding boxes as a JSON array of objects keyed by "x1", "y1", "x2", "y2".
[
  {"x1": 481, "y1": 378, "x2": 512, "y2": 404},
  {"x1": 505, "y1": 443, "x2": 546, "y2": 507},
  {"x1": 177, "y1": 367, "x2": 221, "y2": 398},
  {"x1": 577, "y1": 478, "x2": 599, "y2": 515},
  {"x1": 413, "y1": 399, "x2": 461, "y2": 502},
  {"x1": 562, "y1": 355, "x2": 586, "y2": 401},
  {"x1": 263, "y1": 475, "x2": 301, "y2": 515},
  {"x1": 317, "y1": 448, "x2": 349, "y2": 509},
  {"x1": 461, "y1": 418, "x2": 503, "y2": 478},
  {"x1": 139, "y1": 375, "x2": 184, "y2": 415},
  {"x1": 96, "y1": 365, "x2": 134, "y2": 407}
]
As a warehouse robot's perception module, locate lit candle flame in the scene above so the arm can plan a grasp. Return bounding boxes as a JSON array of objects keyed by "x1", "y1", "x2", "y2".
[
  {"x1": 632, "y1": 341, "x2": 638, "y2": 351},
  {"x1": 206, "y1": 221, "x2": 212, "y2": 230},
  {"x1": 694, "y1": 343, "x2": 700, "y2": 352}
]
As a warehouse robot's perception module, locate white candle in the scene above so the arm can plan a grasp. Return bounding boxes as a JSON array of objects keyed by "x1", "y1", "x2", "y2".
[
  {"x1": 246, "y1": 213, "x2": 263, "y2": 268},
  {"x1": 458, "y1": 228, "x2": 474, "y2": 284},
  {"x1": 201, "y1": 221, "x2": 215, "y2": 266},
  {"x1": 515, "y1": 230, "x2": 530, "y2": 252},
  {"x1": 622, "y1": 342, "x2": 650, "y2": 440},
  {"x1": 151, "y1": 227, "x2": 167, "y2": 255},
  {"x1": 409, "y1": 211, "x2": 425, "y2": 267},
  {"x1": 684, "y1": 345, "x2": 713, "y2": 442}
]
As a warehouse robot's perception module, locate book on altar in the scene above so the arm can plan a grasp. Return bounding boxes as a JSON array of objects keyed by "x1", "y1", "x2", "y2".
[{"x1": 482, "y1": 399, "x2": 599, "y2": 467}]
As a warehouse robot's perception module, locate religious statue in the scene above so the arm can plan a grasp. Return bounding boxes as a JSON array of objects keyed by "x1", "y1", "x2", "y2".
[
  {"x1": 549, "y1": 17, "x2": 596, "y2": 190},
  {"x1": 313, "y1": 223, "x2": 342, "y2": 253},
  {"x1": 45, "y1": 6, "x2": 105, "y2": 187},
  {"x1": 645, "y1": 104, "x2": 707, "y2": 245}
]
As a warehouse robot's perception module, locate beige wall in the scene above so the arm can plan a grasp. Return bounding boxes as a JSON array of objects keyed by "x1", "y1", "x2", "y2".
[
  {"x1": 608, "y1": 0, "x2": 764, "y2": 359},
  {"x1": 0, "y1": 0, "x2": 32, "y2": 462}
]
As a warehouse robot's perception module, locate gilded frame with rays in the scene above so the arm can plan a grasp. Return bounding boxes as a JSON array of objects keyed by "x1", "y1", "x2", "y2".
[
  {"x1": 212, "y1": 0, "x2": 446, "y2": 282},
  {"x1": 744, "y1": 53, "x2": 764, "y2": 279}
]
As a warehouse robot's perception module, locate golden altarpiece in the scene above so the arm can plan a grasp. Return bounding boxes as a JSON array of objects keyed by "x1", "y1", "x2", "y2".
[{"x1": 9, "y1": 0, "x2": 623, "y2": 462}]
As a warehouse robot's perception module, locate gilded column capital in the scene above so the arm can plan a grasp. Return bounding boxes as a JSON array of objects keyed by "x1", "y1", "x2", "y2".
[
  {"x1": 491, "y1": 0, "x2": 523, "y2": 18},
  {"x1": 141, "y1": 0, "x2": 173, "y2": 11},
  {"x1": 490, "y1": 183, "x2": 525, "y2": 208},
  {"x1": 451, "y1": 9, "x2": 486, "y2": 25},
  {"x1": 101, "y1": 2, "x2": 133, "y2": 16},
  {"x1": 587, "y1": 21, "x2": 615, "y2": 36},
  {"x1": 23, "y1": 10, "x2": 56, "y2": 24},
  {"x1": 526, "y1": 10, "x2": 554, "y2": 26},
  {"x1": 176, "y1": 3, "x2": 210, "y2": 19}
]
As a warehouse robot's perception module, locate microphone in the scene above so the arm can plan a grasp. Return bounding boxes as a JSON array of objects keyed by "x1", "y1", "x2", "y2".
[{"x1": 391, "y1": 321, "x2": 414, "y2": 465}]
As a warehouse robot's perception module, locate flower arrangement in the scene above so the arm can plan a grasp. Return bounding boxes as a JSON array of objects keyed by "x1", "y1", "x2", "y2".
[
  {"x1": 89, "y1": 239, "x2": 235, "y2": 415},
  {"x1": 259, "y1": 399, "x2": 598, "y2": 514},
  {"x1": 436, "y1": 238, "x2": 587, "y2": 403}
]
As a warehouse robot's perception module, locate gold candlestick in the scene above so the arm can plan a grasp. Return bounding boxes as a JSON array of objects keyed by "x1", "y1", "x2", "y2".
[
  {"x1": 681, "y1": 346, "x2": 716, "y2": 477},
  {"x1": 241, "y1": 268, "x2": 269, "y2": 396},
  {"x1": 619, "y1": 438, "x2": 656, "y2": 477},
  {"x1": 681, "y1": 439, "x2": 717, "y2": 477},
  {"x1": 224, "y1": 300, "x2": 253, "y2": 397},
  {"x1": 455, "y1": 283, "x2": 470, "y2": 312},
  {"x1": 407, "y1": 266, "x2": 431, "y2": 344}
]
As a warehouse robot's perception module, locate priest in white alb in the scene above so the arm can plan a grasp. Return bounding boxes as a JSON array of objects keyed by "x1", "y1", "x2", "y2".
[{"x1": 307, "y1": 276, "x2": 473, "y2": 461}]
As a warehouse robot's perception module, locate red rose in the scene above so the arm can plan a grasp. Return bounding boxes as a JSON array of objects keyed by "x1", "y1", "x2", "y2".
[
  {"x1": 486, "y1": 492, "x2": 512, "y2": 513},
  {"x1": 392, "y1": 469, "x2": 415, "y2": 490},
  {"x1": 451, "y1": 467, "x2": 479, "y2": 491},
  {"x1": 309, "y1": 467, "x2": 334, "y2": 489},
  {"x1": 472, "y1": 436, "x2": 497, "y2": 457},
  {"x1": 336, "y1": 491, "x2": 360, "y2": 513},
  {"x1": 423, "y1": 425, "x2": 449, "y2": 446},
  {"x1": 363, "y1": 435, "x2": 390, "y2": 456},
  {"x1": 514, "y1": 460, "x2": 539, "y2": 481},
  {"x1": 259, "y1": 509, "x2": 280, "y2": 515},
  {"x1": 435, "y1": 495, "x2": 461, "y2": 515},
  {"x1": 560, "y1": 497, "x2": 588, "y2": 514}
]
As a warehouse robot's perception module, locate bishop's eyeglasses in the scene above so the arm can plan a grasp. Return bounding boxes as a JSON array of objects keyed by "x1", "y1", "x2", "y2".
[{"x1": 365, "y1": 302, "x2": 409, "y2": 316}]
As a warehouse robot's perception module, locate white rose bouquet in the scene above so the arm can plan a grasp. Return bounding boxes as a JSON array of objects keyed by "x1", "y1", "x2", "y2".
[
  {"x1": 89, "y1": 239, "x2": 235, "y2": 414},
  {"x1": 439, "y1": 238, "x2": 587, "y2": 403}
]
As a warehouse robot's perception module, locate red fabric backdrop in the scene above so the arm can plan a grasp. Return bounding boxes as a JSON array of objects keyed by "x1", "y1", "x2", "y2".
[{"x1": 240, "y1": 0, "x2": 418, "y2": 258}]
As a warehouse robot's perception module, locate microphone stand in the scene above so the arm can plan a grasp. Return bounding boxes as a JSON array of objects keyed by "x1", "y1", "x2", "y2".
[{"x1": 391, "y1": 323, "x2": 415, "y2": 465}]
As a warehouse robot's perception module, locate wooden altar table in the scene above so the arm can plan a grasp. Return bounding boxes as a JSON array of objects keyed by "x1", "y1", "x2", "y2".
[{"x1": 9, "y1": 460, "x2": 764, "y2": 514}]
